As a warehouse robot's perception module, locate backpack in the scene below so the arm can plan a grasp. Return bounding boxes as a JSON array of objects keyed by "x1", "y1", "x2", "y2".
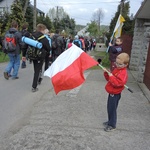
[
  {"x1": 27, "y1": 35, "x2": 45, "y2": 60},
  {"x1": 52, "y1": 35, "x2": 62, "y2": 49},
  {"x1": 3, "y1": 31, "x2": 17, "y2": 53},
  {"x1": 73, "y1": 40, "x2": 80, "y2": 48}
]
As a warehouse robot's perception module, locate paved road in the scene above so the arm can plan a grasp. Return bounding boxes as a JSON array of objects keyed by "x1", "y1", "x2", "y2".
[
  {"x1": 0, "y1": 53, "x2": 150, "y2": 150},
  {"x1": 0, "y1": 62, "x2": 53, "y2": 141}
]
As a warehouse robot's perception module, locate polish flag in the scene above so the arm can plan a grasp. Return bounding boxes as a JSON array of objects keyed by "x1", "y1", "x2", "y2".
[{"x1": 44, "y1": 44, "x2": 98, "y2": 94}]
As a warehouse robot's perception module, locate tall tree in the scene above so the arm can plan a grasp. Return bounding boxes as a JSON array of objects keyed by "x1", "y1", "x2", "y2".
[
  {"x1": 107, "y1": 1, "x2": 134, "y2": 41},
  {"x1": 47, "y1": 7, "x2": 68, "y2": 22},
  {"x1": 87, "y1": 21, "x2": 98, "y2": 37},
  {"x1": 91, "y1": 8, "x2": 104, "y2": 40},
  {"x1": 9, "y1": 0, "x2": 25, "y2": 29}
]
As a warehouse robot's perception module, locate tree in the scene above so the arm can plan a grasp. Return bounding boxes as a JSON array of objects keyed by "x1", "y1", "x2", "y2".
[
  {"x1": 47, "y1": 7, "x2": 75, "y2": 36},
  {"x1": 92, "y1": 8, "x2": 104, "y2": 38},
  {"x1": 87, "y1": 21, "x2": 98, "y2": 37},
  {"x1": 107, "y1": 1, "x2": 134, "y2": 42},
  {"x1": 47, "y1": 7, "x2": 68, "y2": 22},
  {"x1": 9, "y1": 0, "x2": 25, "y2": 29},
  {"x1": 20, "y1": 0, "x2": 34, "y2": 32},
  {"x1": 37, "y1": 15, "x2": 54, "y2": 32}
]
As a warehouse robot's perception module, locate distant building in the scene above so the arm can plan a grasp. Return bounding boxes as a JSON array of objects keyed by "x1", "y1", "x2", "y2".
[
  {"x1": 77, "y1": 26, "x2": 90, "y2": 37},
  {"x1": 0, "y1": 0, "x2": 44, "y2": 19},
  {"x1": 130, "y1": 0, "x2": 150, "y2": 90}
]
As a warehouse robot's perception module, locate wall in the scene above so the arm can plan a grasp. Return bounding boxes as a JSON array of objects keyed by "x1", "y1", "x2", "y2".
[{"x1": 130, "y1": 19, "x2": 150, "y2": 82}]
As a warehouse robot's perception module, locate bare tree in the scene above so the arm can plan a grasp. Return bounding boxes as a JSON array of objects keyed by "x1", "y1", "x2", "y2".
[
  {"x1": 92, "y1": 8, "x2": 104, "y2": 37},
  {"x1": 47, "y1": 7, "x2": 68, "y2": 22}
]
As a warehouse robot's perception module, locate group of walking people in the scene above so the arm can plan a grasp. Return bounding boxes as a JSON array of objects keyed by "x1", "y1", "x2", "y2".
[{"x1": 2, "y1": 20, "x2": 65, "y2": 92}]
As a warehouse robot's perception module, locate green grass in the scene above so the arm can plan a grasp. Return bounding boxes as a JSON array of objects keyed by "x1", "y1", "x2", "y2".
[
  {"x1": 0, "y1": 51, "x2": 9, "y2": 62},
  {"x1": 89, "y1": 48, "x2": 110, "y2": 70}
]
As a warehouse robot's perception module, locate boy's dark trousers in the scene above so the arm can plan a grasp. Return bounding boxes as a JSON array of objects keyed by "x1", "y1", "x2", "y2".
[
  {"x1": 107, "y1": 93, "x2": 121, "y2": 128},
  {"x1": 32, "y1": 60, "x2": 43, "y2": 88}
]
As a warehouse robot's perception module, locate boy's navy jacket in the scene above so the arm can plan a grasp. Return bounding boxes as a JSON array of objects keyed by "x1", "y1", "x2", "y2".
[
  {"x1": 31, "y1": 31, "x2": 51, "y2": 54},
  {"x1": 108, "y1": 44, "x2": 122, "y2": 62},
  {"x1": 104, "y1": 67, "x2": 128, "y2": 94}
]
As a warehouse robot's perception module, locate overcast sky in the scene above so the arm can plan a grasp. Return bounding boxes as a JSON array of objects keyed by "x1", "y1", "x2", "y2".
[{"x1": 31, "y1": 0, "x2": 143, "y2": 25}]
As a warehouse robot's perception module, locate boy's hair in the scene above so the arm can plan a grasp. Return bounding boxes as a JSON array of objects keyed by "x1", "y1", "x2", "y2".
[
  {"x1": 36, "y1": 24, "x2": 46, "y2": 32},
  {"x1": 22, "y1": 22, "x2": 28, "y2": 30},
  {"x1": 117, "y1": 53, "x2": 130, "y2": 64},
  {"x1": 116, "y1": 37, "x2": 123, "y2": 42},
  {"x1": 11, "y1": 20, "x2": 18, "y2": 28}
]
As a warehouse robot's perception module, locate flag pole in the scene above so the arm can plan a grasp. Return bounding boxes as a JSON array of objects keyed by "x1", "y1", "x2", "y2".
[{"x1": 98, "y1": 63, "x2": 133, "y2": 93}]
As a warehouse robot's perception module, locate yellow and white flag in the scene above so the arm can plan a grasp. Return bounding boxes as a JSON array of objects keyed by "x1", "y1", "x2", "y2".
[{"x1": 113, "y1": 14, "x2": 125, "y2": 38}]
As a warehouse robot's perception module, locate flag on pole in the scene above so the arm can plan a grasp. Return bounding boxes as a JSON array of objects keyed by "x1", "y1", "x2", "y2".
[
  {"x1": 44, "y1": 44, "x2": 98, "y2": 94},
  {"x1": 113, "y1": 14, "x2": 125, "y2": 38},
  {"x1": 106, "y1": 14, "x2": 125, "y2": 52}
]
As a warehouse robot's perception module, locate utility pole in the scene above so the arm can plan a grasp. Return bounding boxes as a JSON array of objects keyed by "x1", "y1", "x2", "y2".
[
  {"x1": 33, "y1": 0, "x2": 37, "y2": 31},
  {"x1": 56, "y1": 6, "x2": 59, "y2": 27}
]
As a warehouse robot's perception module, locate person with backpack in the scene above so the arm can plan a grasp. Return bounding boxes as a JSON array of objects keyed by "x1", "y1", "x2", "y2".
[
  {"x1": 3, "y1": 20, "x2": 22, "y2": 80},
  {"x1": 73, "y1": 35, "x2": 82, "y2": 49},
  {"x1": 20, "y1": 22, "x2": 30, "y2": 68},
  {"x1": 51, "y1": 29, "x2": 64, "y2": 61},
  {"x1": 30, "y1": 24, "x2": 51, "y2": 92},
  {"x1": 44, "y1": 28, "x2": 52, "y2": 71}
]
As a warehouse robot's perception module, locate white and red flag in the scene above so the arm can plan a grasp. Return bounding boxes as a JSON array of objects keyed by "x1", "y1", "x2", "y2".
[{"x1": 44, "y1": 44, "x2": 98, "y2": 94}]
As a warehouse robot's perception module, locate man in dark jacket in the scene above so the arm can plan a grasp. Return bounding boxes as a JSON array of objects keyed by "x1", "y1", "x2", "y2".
[
  {"x1": 52, "y1": 29, "x2": 64, "y2": 61},
  {"x1": 3, "y1": 20, "x2": 22, "y2": 80},
  {"x1": 31, "y1": 24, "x2": 51, "y2": 92}
]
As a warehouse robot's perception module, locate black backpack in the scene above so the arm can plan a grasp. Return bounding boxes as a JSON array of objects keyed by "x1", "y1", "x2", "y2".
[
  {"x1": 52, "y1": 35, "x2": 63, "y2": 49},
  {"x1": 27, "y1": 35, "x2": 45, "y2": 60}
]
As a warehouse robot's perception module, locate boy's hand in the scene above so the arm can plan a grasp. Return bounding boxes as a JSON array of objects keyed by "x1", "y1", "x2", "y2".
[
  {"x1": 109, "y1": 43, "x2": 113, "y2": 46},
  {"x1": 108, "y1": 73, "x2": 113, "y2": 76}
]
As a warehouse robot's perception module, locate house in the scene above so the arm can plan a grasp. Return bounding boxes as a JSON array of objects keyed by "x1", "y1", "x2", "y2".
[
  {"x1": 0, "y1": 0, "x2": 44, "y2": 18},
  {"x1": 130, "y1": 0, "x2": 150, "y2": 90},
  {"x1": 77, "y1": 26, "x2": 90, "y2": 37}
]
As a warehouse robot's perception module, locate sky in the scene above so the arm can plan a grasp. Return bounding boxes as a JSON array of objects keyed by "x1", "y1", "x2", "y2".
[{"x1": 30, "y1": 0, "x2": 143, "y2": 26}]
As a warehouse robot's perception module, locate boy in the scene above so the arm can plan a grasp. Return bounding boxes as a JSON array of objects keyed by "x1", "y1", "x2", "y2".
[
  {"x1": 3, "y1": 20, "x2": 22, "y2": 80},
  {"x1": 103, "y1": 52, "x2": 130, "y2": 132},
  {"x1": 108, "y1": 37, "x2": 123, "y2": 72}
]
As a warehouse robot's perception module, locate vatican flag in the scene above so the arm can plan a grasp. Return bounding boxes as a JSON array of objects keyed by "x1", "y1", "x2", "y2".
[{"x1": 113, "y1": 14, "x2": 125, "y2": 38}]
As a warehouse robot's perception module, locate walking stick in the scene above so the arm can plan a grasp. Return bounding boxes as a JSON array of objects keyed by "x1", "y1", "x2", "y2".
[{"x1": 97, "y1": 59, "x2": 133, "y2": 93}]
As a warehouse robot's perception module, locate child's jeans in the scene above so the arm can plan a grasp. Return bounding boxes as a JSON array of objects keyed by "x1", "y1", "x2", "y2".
[{"x1": 107, "y1": 93, "x2": 121, "y2": 128}]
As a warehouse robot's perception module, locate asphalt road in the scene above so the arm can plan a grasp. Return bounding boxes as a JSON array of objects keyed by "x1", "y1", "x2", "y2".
[
  {"x1": 0, "y1": 61, "x2": 53, "y2": 141},
  {"x1": 0, "y1": 53, "x2": 150, "y2": 150}
]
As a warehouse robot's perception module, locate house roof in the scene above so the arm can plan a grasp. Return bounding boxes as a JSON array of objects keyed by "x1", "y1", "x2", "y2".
[
  {"x1": 135, "y1": 0, "x2": 150, "y2": 19},
  {"x1": 0, "y1": 0, "x2": 44, "y2": 14}
]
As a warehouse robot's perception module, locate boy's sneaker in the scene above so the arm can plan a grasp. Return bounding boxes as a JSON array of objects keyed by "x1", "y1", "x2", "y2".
[
  {"x1": 104, "y1": 125, "x2": 116, "y2": 132},
  {"x1": 32, "y1": 88, "x2": 38, "y2": 92},
  {"x1": 103, "y1": 121, "x2": 108, "y2": 127},
  {"x1": 4, "y1": 72, "x2": 9, "y2": 80}
]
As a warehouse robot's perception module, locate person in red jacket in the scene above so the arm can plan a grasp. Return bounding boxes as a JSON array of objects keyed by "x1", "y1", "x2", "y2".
[{"x1": 103, "y1": 52, "x2": 130, "y2": 132}]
